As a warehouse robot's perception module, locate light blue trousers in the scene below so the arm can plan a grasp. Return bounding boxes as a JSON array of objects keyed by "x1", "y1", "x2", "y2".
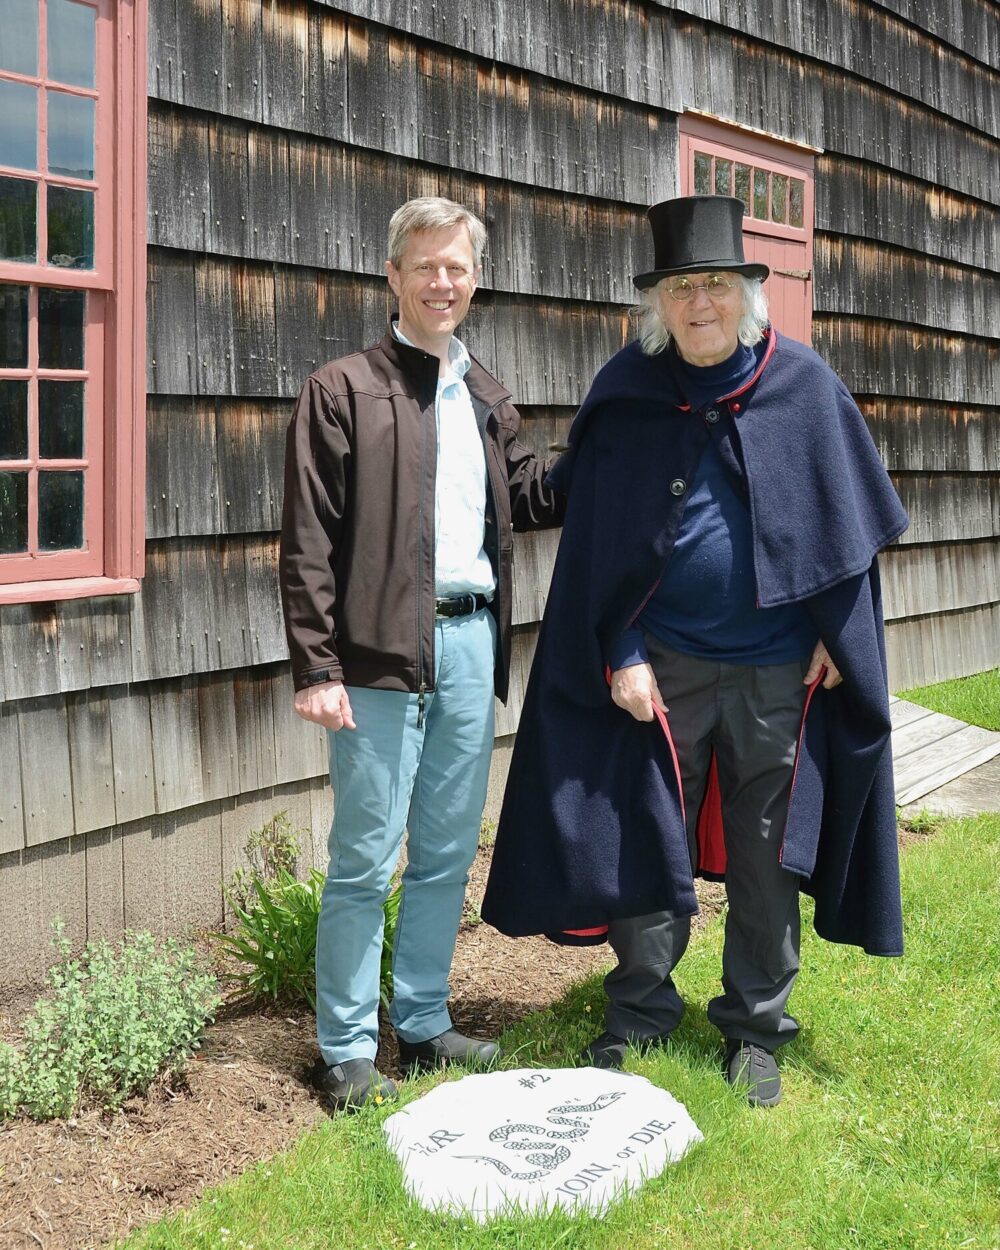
[{"x1": 315, "y1": 609, "x2": 496, "y2": 1065}]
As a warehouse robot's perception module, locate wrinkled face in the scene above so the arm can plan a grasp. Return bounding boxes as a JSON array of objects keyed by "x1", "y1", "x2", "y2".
[
  {"x1": 656, "y1": 270, "x2": 744, "y2": 367},
  {"x1": 385, "y1": 225, "x2": 479, "y2": 353}
]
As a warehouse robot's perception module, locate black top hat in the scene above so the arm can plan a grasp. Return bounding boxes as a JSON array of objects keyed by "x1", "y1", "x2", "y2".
[{"x1": 633, "y1": 195, "x2": 769, "y2": 290}]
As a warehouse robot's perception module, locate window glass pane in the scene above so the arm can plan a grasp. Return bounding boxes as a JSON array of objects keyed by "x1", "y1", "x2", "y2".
[
  {"x1": 0, "y1": 380, "x2": 29, "y2": 459},
  {"x1": 0, "y1": 0, "x2": 38, "y2": 75},
  {"x1": 734, "y1": 163, "x2": 752, "y2": 214},
  {"x1": 0, "y1": 81, "x2": 38, "y2": 172},
  {"x1": 39, "y1": 288, "x2": 85, "y2": 368},
  {"x1": 0, "y1": 284, "x2": 29, "y2": 367},
  {"x1": 39, "y1": 380, "x2": 85, "y2": 458},
  {"x1": 39, "y1": 469, "x2": 84, "y2": 549},
  {"x1": 694, "y1": 152, "x2": 712, "y2": 196},
  {"x1": 753, "y1": 167, "x2": 769, "y2": 220},
  {"x1": 0, "y1": 176, "x2": 37, "y2": 262},
  {"x1": 48, "y1": 0, "x2": 97, "y2": 89},
  {"x1": 714, "y1": 157, "x2": 732, "y2": 196},
  {"x1": 47, "y1": 91, "x2": 95, "y2": 179},
  {"x1": 47, "y1": 185, "x2": 94, "y2": 268},
  {"x1": 0, "y1": 471, "x2": 29, "y2": 553},
  {"x1": 789, "y1": 177, "x2": 805, "y2": 228},
  {"x1": 771, "y1": 173, "x2": 787, "y2": 223}
]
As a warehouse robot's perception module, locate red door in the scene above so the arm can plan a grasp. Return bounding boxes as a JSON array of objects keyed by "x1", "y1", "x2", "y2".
[{"x1": 679, "y1": 115, "x2": 816, "y2": 344}]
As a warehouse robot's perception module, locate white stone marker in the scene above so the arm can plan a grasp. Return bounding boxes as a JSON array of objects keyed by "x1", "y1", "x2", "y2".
[{"x1": 383, "y1": 1066, "x2": 703, "y2": 1220}]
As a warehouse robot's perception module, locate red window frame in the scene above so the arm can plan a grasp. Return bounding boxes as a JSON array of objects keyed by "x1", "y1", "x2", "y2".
[{"x1": 0, "y1": 0, "x2": 146, "y2": 604}]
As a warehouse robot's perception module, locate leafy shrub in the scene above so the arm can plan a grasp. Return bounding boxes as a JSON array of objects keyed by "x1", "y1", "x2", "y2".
[
  {"x1": 227, "y1": 810, "x2": 303, "y2": 910},
  {"x1": 217, "y1": 867, "x2": 325, "y2": 1008},
  {"x1": 0, "y1": 923, "x2": 220, "y2": 1121},
  {"x1": 216, "y1": 867, "x2": 402, "y2": 1012},
  {"x1": 380, "y1": 883, "x2": 402, "y2": 1009}
]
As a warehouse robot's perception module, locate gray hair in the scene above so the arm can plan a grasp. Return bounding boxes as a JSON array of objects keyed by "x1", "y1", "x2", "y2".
[
  {"x1": 635, "y1": 275, "x2": 770, "y2": 356},
  {"x1": 387, "y1": 197, "x2": 486, "y2": 269}
]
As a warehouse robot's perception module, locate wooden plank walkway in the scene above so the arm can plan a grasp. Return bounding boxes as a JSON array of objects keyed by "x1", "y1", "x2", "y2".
[{"x1": 890, "y1": 697, "x2": 1000, "y2": 806}]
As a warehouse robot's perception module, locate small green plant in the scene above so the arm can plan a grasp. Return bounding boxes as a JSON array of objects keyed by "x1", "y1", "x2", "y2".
[
  {"x1": 215, "y1": 868, "x2": 402, "y2": 1012},
  {"x1": 479, "y1": 816, "x2": 497, "y2": 847},
  {"x1": 217, "y1": 867, "x2": 325, "y2": 1008},
  {"x1": 227, "y1": 810, "x2": 303, "y2": 909},
  {"x1": 898, "y1": 807, "x2": 945, "y2": 836},
  {"x1": 380, "y1": 884, "x2": 402, "y2": 1009},
  {"x1": 0, "y1": 923, "x2": 219, "y2": 1122}
]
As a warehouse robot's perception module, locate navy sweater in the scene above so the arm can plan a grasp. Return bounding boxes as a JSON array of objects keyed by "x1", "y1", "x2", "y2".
[{"x1": 609, "y1": 343, "x2": 816, "y2": 670}]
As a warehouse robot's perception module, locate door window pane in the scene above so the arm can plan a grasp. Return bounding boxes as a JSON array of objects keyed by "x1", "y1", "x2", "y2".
[
  {"x1": 47, "y1": 92, "x2": 95, "y2": 179},
  {"x1": 48, "y1": 0, "x2": 97, "y2": 89},
  {"x1": 39, "y1": 288, "x2": 85, "y2": 368},
  {"x1": 0, "y1": 176, "x2": 37, "y2": 263},
  {"x1": 753, "y1": 168, "x2": 769, "y2": 219},
  {"x1": 0, "y1": 284, "x2": 29, "y2": 367},
  {"x1": 714, "y1": 157, "x2": 732, "y2": 196},
  {"x1": 0, "y1": 81, "x2": 38, "y2": 172},
  {"x1": 0, "y1": 0, "x2": 38, "y2": 76},
  {"x1": 734, "y1": 163, "x2": 751, "y2": 214},
  {"x1": 789, "y1": 178, "x2": 805, "y2": 228},
  {"x1": 771, "y1": 173, "x2": 787, "y2": 223},
  {"x1": 0, "y1": 471, "x2": 29, "y2": 553},
  {"x1": 39, "y1": 469, "x2": 84, "y2": 549},
  {"x1": 48, "y1": 185, "x2": 94, "y2": 268},
  {"x1": 694, "y1": 152, "x2": 712, "y2": 195},
  {"x1": 39, "y1": 380, "x2": 85, "y2": 458},
  {"x1": 0, "y1": 380, "x2": 29, "y2": 459}
]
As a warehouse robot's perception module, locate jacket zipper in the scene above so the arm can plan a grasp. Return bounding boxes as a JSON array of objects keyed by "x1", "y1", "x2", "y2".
[
  {"x1": 417, "y1": 379, "x2": 432, "y2": 729},
  {"x1": 481, "y1": 401, "x2": 504, "y2": 630}
]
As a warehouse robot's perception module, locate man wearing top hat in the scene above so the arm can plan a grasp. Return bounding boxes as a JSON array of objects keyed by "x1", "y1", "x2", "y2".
[{"x1": 481, "y1": 195, "x2": 908, "y2": 1106}]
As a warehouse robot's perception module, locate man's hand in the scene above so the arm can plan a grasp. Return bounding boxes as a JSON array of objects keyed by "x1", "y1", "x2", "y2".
[
  {"x1": 611, "y1": 662, "x2": 668, "y2": 722},
  {"x1": 804, "y1": 639, "x2": 843, "y2": 690},
  {"x1": 293, "y1": 681, "x2": 357, "y2": 731}
]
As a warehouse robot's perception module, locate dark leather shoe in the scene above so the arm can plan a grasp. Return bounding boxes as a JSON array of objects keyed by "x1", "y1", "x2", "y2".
[
  {"x1": 724, "y1": 1039, "x2": 782, "y2": 1107},
  {"x1": 397, "y1": 1028, "x2": 501, "y2": 1074},
  {"x1": 581, "y1": 1030, "x2": 672, "y2": 1070},
  {"x1": 315, "y1": 1058, "x2": 398, "y2": 1112}
]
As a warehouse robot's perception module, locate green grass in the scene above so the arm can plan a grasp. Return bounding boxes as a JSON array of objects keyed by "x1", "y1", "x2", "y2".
[
  {"x1": 899, "y1": 667, "x2": 1000, "y2": 732},
  {"x1": 119, "y1": 815, "x2": 1000, "y2": 1250}
]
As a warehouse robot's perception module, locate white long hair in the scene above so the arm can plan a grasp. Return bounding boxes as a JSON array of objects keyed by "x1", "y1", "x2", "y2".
[{"x1": 635, "y1": 275, "x2": 770, "y2": 356}]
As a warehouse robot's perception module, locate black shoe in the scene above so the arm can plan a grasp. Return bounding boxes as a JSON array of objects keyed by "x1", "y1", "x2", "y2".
[
  {"x1": 581, "y1": 1030, "x2": 672, "y2": 1071},
  {"x1": 397, "y1": 1028, "x2": 501, "y2": 1075},
  {"x1": 581, "y1": 1031, "x2": 628, "y2": 1070},
  {"x1": 724, "y1": 1039, "x2": 782, "y2": 1107},
  {"x1": 315, "y1": 1058, "x2": 398, "y2": 1112}
]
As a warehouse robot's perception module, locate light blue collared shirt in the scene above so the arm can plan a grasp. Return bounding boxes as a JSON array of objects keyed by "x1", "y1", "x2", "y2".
[{"x1": 393, "y1": 325, "x2": 495, "y2": 598}]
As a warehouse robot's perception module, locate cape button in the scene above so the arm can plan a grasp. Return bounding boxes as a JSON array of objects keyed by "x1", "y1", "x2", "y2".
[
  {"x1": 705, "y1": 408, "x2": 720, "y2": 424},
  {"x1": 669, "y1": 478, "x2": 686, "y2": 496}
]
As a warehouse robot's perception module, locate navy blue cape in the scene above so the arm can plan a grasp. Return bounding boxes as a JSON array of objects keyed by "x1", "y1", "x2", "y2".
[{"x1": 481, "y1": 330, "x2": 909, "y2": 956}]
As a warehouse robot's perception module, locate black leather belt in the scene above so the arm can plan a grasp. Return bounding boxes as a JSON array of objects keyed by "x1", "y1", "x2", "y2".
[{"x1": 434, "y1": 593, "x2": 491, "y2": 618}]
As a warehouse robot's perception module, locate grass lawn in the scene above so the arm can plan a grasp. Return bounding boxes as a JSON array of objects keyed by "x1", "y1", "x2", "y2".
[
  {"x1": 899, "y1": 668, "x2": 1000, "y2": 732},
  {"x1": 120, "y1": 814, "x2": 1000, "y2": 1250}
]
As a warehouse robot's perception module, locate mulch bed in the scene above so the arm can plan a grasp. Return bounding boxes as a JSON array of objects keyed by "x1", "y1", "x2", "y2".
[{"x1": 0, "y1": 848, "x2": 725, "y2": 1250}]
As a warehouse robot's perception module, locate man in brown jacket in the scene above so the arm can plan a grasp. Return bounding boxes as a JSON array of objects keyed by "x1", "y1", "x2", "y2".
[{"x1": 279, "y1": 197, "x2": 563, "y2": 1111}]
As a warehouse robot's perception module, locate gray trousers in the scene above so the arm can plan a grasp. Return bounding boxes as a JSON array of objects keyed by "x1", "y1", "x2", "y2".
[{"x1": 604, "y1": 638, "x2": 810, "y2": 1051}]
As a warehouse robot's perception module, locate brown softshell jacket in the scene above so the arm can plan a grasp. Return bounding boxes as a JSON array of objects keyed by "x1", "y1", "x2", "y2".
[{"x1": 279, "y1": 324, "x2": 565, "y2": 700}]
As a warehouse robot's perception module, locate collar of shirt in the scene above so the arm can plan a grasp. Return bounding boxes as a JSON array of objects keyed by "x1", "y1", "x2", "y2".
[{"x1": 392, "y1": 323, "x2": 471, "y2": 387}]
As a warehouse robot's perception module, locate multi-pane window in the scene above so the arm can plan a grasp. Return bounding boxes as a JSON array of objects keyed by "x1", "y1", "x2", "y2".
[
  {"x1": 693, "y1": 151, "x2": 807, "y2": 229},
  {"x1": 0, "y1": 0, "x2": 145, "y2": 601}
]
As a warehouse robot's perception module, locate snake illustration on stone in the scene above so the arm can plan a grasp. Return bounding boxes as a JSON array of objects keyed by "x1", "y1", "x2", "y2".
[{"x1": 456, "y1": 1090, "x2": 626, "y2": 1181}]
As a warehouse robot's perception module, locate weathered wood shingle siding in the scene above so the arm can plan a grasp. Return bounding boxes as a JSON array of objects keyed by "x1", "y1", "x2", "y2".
[{"x1": 2, "y1": 0, "x2": 997, "y2": 979}]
